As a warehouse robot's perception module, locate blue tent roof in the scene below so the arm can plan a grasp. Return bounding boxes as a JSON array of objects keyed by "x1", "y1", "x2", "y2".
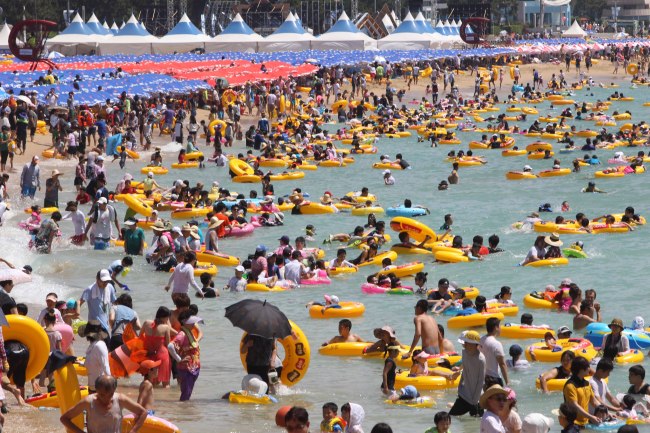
[
  {"x1": 86, "y1": 13, "x2": 111, "y2": 35},
  {"x1": 110, "y1": 23, "x2": 119, "y2": 35},
  {"x1": 116, "y1": 15, "x2": 152, "y2": 37},
  {"x1": 325, "y1": 12, "x2": 360, "y2": 33},
  {"x1": 166, "y1": 13, "x2": 202, "y2": 35},
  {"x1": 414, "y1": 12, "x2": 435, "y2": 33},
  {"x1": 60, "y1": 14, "x2": 93, "y2": 36},
  {"x1": 271, "y1": 13, "x2": 306, "y2": 35},
  {"x1": 220, "y1": 13, "x2": 255, "y2": 35},
  {"x1": 393, "y1": 12, "x2": 422, "y2": 34},
  {"x1": 435, "y1": 20, "x2": 449, "y2": 35}
]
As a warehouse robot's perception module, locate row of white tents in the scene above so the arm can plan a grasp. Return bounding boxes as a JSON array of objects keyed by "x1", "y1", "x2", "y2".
[{"x1": 1, "y1": 11, "x2": 466, "y2": 56}]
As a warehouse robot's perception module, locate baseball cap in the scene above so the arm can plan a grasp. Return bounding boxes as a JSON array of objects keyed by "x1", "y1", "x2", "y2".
[
  {"x1": 235, "y1": 265, "x2": 245, "y2": 272},
  {"x1": 523, "y1": 165, "x2": 533, "y2": 171},
  {"x1": 560, "y1": 278, "x2": 572, "y2": 286},
  {"x1": 324, "y1": 295, "x2": 339, "y2": 304},
  {"x1": 255, "y1": 245, "x2": 267, "y2": 253},
  {"x1": 46, "y1": 294, "x2": 58, "y2": 302},
  {"x1": 557, "y1": 326, "x2": 572, "y2": 336},
  {"x1": 99, "y1": 269, "x2": 112, "y2": 282},
  {"x1": 22, "y1": 265, "x2": 33, "y2": 274},
  {"x1": 124, "y1": 219, "x2": 136, "y2": 227},
  {"x1": 400, "y1": 385, "x2": 419, "y2": 399},
  {"x1": 278, "y1": 235, "x2": 290, "y2": 243},
  {"x1": 148, "y1": 171, "x2": 154, "y2": 178},
  {"x1": 97, "y1": 197, "x2": 108, "y2": 204},
  {"x1": 96, "y1": 156, "x2": 104, "y2": 161},
  {"x1": 171, "y1": 226, "x2": 182, "y2": 235},
  {"x1": 522, "y1": 413, "x2": 554, "y2": 433}
]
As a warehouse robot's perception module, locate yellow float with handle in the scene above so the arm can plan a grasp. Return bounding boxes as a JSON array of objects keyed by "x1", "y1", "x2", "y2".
[
  {"x1": 229, "y1": 159, "x2": 255, "y2": 176},
  {"x1": 196, "y1": 251, "x2": 240, "y2": 267},
  {"x1": 171, "y1": 162, "x2": 199, "y2": 169},
  {"x1": 351, "y1": 206, "x2": 384, "y2": 216},
  {"x1": 538, "y1": 168, "x2": 571, "y2": 178},
  {"x1": 500, "y1": 323, "x2": 554, "y2": 339},
  {"x1": 376, "y1": 262, "x2": 424, "y2": 278},
  {"x1": 524, "y1": 257, "x2": 568, "y2": 267},
  {"x1": 299, "y1": 203, "x2": 336, "y2": 215},
  {"x1": 27, "y1": 386, "x2": 90, "y2": 408},
  {"x1": 523, "y1": 293, "x2": 558, "y2": 309},
  {"x1": 535, "y1": 376, "x2": 604, "y2": 392},
  {"x1": 24, "y1": 206, "x2": 58, "y2": 214},
  {"x1": 331, "y1": 100, "x2": 348, "y2": 111},
  {"x1": 434, "y1": 250, "x2": 469, "y2": 263},
  {"x1": 526, "y1": 338, "x2": 597, "y2": 362},
  {"x1": 615, "y1": 349, "x2": 644, "y2": 364},
  {"x1": 391, "y1": 246, "x2": 433, "y2": 256},
  {"x1": 140, "y1": 166, "x2": 168, "y2": 175},
  {"x1": 318, "y1": 342, "x2": 371, "y2": 356},
  {"x1": 308, "y1": 302, "x2": 365, "y2": 319},
  {"x1": 228, "y1": 391, "x2": 273, "y2": 405},
  {"x1": 170, "y1": 208, "x2": 210, "y2": 220},
  {"x1": 2, "y1": 315, "x2": 50, "y2": 383},
  {"x1": 447, "y1": 312, "x2": 504, "y2": 329},
  {"x1": 357, "y1": 251, "x2": 398, "y2": 267},
  {"x1": 240, "y1": 320, "x2": 310, "y2": 386},
  {"x1": 209, "y1": 119, "x2": 227, "y2": 136},
  {"x1": 502, "y1": 149, "x2": 526, "y2": 157},
  {"x1": 389, "y1": 217, "x2": 437, "y2": 242},
  {"x1": 245, "y1": 283, "x2": 286, "y2": 292},
  {"x1": 185, "y1": 151, "x2": 203, "y2": 161},
  {"x1": 394, "y1": 369, "x2": 460, "y2": 390}
]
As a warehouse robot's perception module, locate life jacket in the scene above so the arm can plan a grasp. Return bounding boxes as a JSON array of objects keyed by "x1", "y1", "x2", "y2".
[
  {"x1": 158, "y1": 231, "x2": 175, "y2": 253},
  {"x1": 320, "y1": 416, "x2": 346, "y2": 432}
]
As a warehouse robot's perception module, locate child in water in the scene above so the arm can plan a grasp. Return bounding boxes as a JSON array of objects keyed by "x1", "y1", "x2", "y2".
[
  {"x1": 408, "y1": 349, "x2": 429, "y2": 377},
  {"x1": 424, "y1": 411, "x2": 452, "y2": 433},
  {"x1": 137, "y1": 359, "x2": 161, "y2": 415},
  {"x1": 320, "y1": 402, "x2": 345, "y2": 433}
]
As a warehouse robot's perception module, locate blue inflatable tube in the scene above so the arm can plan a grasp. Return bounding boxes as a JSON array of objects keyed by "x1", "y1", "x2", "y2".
[
  {"x1": 386, "y1": 206, "x2": 428, "y2": 218},
  {"x1": 584, "y1": 323, "x2": 650, "y2": 350}
]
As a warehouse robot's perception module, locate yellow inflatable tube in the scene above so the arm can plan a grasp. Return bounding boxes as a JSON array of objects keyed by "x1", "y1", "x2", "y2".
[
  {"x1": 240, "y1": 320, "x2": 310, "y2": 386},
  {"x1": 3, "y1": 315, "x2": 49, "y2": 382},
  {"x1": 524, "y1": 257, "x2": 569, "y2": 267},
  {"x1": 394, "y1": 369, "x2": 460, "y2": 390},
  {"x1": 389, "y1": 217, "x2": 437, "y2": 242},
  {"x1": 209, "y1": 120, "x2": 226, "y2": 136},
  {"x1": 447, "y1": 312, "x2": 504, "y2": 329},
  {"x1": 308, "y1": 302, "x2": 365, "y2": 319}
]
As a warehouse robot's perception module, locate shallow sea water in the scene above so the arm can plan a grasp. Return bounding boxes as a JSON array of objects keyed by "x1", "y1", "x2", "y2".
[{"x1": 5, "y1": 83, "x2": 650, "y2": 432}]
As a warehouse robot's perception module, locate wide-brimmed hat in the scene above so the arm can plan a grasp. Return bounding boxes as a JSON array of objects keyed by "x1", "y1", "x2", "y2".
[
  {"x1": 152, "y1": 221, "x2": 166, "y2": 231},
  {"x1": 458, "y1": 330, "x2": 481, "y2": 345},
  {"x1": 479, "y1": 384, "x2": 509, "y2": 409},
  {"x1": 373, "y1": 325, "x2": 396, "y2": 338},
  {"x1": 189, "y1": 226, "x2": 200, "y2": 240},
  {"x1": 528, "y1": 211, "x2": 540, "y2": 218},
  {"x1": 208, "y1": 217, "x2": 223, "y2": 230},
  {"x1": 544, "y1": 232, "x2": 563, "y2": 247},
  {"x1": 65, "y1": 201, "x2": 78, "y2": 211},
  {"x1": 51, "y1": 169, "x2": 63, "y2": 177},
  {"x1": 608, "y1": 318, "x2": 624, "y2": 330},
  {"x1": 78, "y1": 320, "x2": 109, "y2": 340}
]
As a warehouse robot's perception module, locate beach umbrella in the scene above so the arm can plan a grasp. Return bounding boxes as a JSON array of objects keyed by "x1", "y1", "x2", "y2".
[
  {"x1": 225, "y1": 299, "x2": 291, "y2": 339},
  {"x1": 16, "y1": 95, "x2": 35, "y2": 106}
]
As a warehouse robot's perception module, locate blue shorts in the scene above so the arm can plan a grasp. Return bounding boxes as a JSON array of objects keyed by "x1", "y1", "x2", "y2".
[
  {"x1": 94, "y1": 238, "x2": 109, "y2": 250},
  {"x1": 21, "y1": 186, "x2": 36, "y2": 198}
]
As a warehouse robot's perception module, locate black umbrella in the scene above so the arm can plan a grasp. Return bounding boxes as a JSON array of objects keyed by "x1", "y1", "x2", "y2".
[{"x1": 225, "y1": 299, "x2": 292, "y2": 339}]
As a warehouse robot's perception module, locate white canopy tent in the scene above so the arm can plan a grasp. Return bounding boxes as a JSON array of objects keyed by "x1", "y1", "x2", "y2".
[
  {"x1": 562, "y1": 20, "x2": 587, "y2": 37},
  {"x1": 98, "y1": 15, "x2": 158, "y2": 55},
  {"x1": 258, "y1": 13, "x2": 314, "y2": 52},
  {"x1": 153, "y1": 13, "x2": 210, "y2": 54},
  {"x1": 110, "y1": 23, "x2": 119, "y2": 35},
  {"x1": 46, "y1": 14, "x2": 102, "y2": 56},
  {"x1": 0, "y1": 23, "x2": 14, "y2": 52},
  {"x1": 377, "y1": 12, "x2": 432, "y2": 50},
  {"x1": 311, "y1": 11, "x2": 376, "y2": 51},
  {"x1": 206, "y1": 13, "x2": 263, "y2": 53}
]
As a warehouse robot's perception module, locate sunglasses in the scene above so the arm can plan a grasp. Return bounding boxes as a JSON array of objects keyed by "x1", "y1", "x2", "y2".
[{"x1": 490, "y1": 395, "x2": 508, "y2": 402}]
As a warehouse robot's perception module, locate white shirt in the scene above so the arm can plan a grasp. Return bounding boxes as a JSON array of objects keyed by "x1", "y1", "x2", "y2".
[
  {"x1": 227, "y1": 276, "x2": 247, "y2": 292},
  {"x1": 167, "y1": 262, "x2": 202, "y2": 295},
  {"x1": 284, "y1": 260, "x2": 304, "y2": 284},
  {"x1": 37, "y1": 307, "x2": 64, "y2": 326},
  {"x1": 93, "y1": 206, "x2": 116, "y2": 239},
  {"x1": 589, "y1": 376, "x2": 612, "y2": 413},
  {"x1": 64, "y1": 210, "x2": 86, "y2": 235},
  {"x1": 480, "y1": 334, "x2": 505, "y2": 378},
  {"x1": 85, "y1": 340, "x2": 110, "y2": 389},
  {"x1": 481, "y1": 410, "x2": 506, "y2": 433}
]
